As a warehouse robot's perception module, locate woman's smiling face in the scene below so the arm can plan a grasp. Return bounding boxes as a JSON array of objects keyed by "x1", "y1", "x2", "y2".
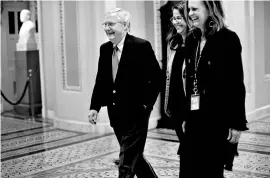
[
  {"x1": 171, "y1": 9, "x2": 187, "y2": 36},
  {"x1": 188, "y1": 0, "x2": 209, "y2": 32}
]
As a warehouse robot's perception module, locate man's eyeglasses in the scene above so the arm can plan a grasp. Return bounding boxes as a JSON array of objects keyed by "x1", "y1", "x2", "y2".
[
  {"x1": 170, "y1": 16, "x2": 184, "y2": 23},
  {"x1": 102, "y1": 22, "x2": 121, "y2": 28}
]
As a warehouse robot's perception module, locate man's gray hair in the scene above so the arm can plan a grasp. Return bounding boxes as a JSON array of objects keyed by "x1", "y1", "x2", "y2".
[{"x1": 105, "y1": 8, "x2": 131, "y2": 32}]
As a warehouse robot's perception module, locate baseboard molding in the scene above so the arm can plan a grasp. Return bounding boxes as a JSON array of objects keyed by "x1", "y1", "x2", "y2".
[
  {"x1": 47, "y1": 109, "x2": 114, "y2": 133},
  {"x1": 46, "y1": 109, "x2": 160, "y2": 133},
  {"x1": 246, "y1": 105, "x2": 270, "y2": 123},
  {"x1": 47, "y1": 105, "x2": 270, "y2": 132}
]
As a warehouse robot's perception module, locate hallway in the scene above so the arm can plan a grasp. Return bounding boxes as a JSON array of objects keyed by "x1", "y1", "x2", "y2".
[{"x1": 1, "y1": 112, "x2": 270, "y2": 178}]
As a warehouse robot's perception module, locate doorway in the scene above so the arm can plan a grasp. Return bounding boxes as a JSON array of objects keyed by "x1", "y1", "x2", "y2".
[{"x1": 1, "y1": 1, "x2": 36, "y2": 113}]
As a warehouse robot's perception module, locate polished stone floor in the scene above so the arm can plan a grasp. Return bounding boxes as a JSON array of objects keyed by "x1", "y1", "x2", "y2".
[{"x1": 1, "y1": 112, "x2": 270, "y2": 178}]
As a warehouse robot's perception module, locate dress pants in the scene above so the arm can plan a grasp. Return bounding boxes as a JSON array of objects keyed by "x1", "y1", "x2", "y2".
[
  {"x1": 179, "y1": 111, "x2": 226, "y2": 178},
  {"x1": 113, "y1": 125, "x2": 158, "y2": 178}
]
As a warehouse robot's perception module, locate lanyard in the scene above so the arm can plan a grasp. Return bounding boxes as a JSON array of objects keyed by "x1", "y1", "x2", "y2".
[
  {"x1": 193, "y1": 41, "x2": 202, "y2": 94},
  {"x1": 194, "y1": 41, "x2": 202, "y2": 76}
]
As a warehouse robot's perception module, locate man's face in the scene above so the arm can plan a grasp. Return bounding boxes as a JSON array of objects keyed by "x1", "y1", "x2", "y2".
[{"x1": 103, "y1": 13, "x2": 125, "y2": 45}]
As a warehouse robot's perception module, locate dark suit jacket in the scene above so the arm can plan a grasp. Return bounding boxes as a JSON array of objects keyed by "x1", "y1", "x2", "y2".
[
  {"x1": 90, "y1": 34, "x2": 162, "y2": 131},
  {"x1": 185, "y1": 27, "x2": 248, "y2": 131}
]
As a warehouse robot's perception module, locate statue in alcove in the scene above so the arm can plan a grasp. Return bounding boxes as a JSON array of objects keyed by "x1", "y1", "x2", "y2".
[
  {"x1": 158, "y1": 0, "x2": 182, "y2": 128},
  {"x1": 16, "y1": 9, "x2": 37, "y2": 51}
]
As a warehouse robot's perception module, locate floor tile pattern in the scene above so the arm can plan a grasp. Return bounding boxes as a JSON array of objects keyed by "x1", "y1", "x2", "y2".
[
  {"x1": 247, "y1": 121, "x2": 270, "y2": 134},
  {"x1": 238, "y1": 143, "x2": 270, "y2": 153},
  {"x1": 1, "y1": 135, "x2": 119, "y2": 178},
  {"x1": 1, "y1": 130, "x2": 78, "y2": 152},
  {"x1": 1, "y1": 116, "x2": 50, "y2": 134},
  {"x1": 1, "y1": 126, "x2": 55, "y2": 141},
  {"x1": 239, "y1": 132, "x2": 270, "y2": 147},
  {"x1": 1, "y1": 114, "x2": 270, "y2": 178},
  {"x1": 1, "y1": 132, "x2": 113, "y2": 161},
  {"x1": 147, "y1": 131, "x2": 178, "y2": 141}
]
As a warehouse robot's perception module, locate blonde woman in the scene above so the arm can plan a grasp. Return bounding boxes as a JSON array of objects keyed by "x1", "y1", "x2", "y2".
[{"x1": 180, "y1": 1, "x2": 248, "y2": 177}]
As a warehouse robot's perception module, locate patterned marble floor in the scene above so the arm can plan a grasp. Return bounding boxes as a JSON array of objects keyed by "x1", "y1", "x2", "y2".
[{"x1": 1, "y1": 112, "x2": 270, "y2": 178}]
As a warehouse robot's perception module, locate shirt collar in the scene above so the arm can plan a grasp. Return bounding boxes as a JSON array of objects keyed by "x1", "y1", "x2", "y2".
[{"x1": 114, "y1": 33, "x2": 127, "y2": 52}]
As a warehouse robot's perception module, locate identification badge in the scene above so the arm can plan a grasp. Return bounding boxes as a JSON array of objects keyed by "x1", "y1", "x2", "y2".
[{"x1": 191, "y1": 94, "x2": 200, "y2": 110}]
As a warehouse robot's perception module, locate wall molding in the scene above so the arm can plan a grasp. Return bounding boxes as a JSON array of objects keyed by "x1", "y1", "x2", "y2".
[
  {"x1": 153, "y1": 0, "x2": 162, "y2": 67},
  {"x1": 59, "y1": 0, "x2": 81, "y2": 92},
  {"x1": 48, "y1": 105, "x2": 269, "y2": 131},
  {"x1": 47, "y1": 109, "x2": 113, "y2": 133}
]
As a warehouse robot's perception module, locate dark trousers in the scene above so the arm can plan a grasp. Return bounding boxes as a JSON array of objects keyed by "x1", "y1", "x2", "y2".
[
  {"x1": 113, "y1": 125, "x2": 158, "y2": 178},
  {"x1": 179, "y1": 113, "x2": 226, "y2": 178},
  {"x1": 224, "y1": 142, "x2": 239, "y2": 171},
  {"x1": 172, "y1": 118, "x2": 185, "y2": 155}
]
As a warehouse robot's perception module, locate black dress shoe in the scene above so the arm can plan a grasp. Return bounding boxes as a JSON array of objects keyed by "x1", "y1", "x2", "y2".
[{"x1": 113, "y1": 158, "x2": 120, "y2": 165}]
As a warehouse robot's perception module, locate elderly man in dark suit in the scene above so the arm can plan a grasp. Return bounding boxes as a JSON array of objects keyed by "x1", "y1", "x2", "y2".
[{"x1": 88, "y1": 8, "x2": 162, "y2": 178}]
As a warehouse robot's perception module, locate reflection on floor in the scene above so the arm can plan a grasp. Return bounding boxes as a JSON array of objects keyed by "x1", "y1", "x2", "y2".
[{"x1": 1, "y1": 112, "x2": 270, "y2": 178}]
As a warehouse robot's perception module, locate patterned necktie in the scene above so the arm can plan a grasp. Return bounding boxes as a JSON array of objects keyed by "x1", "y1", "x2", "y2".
[{"x1": 112, "y1": 46, "x2": 119, "y2": 82}]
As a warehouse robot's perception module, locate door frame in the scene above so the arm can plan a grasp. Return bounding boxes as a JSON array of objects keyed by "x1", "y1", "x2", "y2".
[
  {"x1": 1, "y1": 1, "x2": 29, "y2": 112},
  {"x1": 1, "y1": 1, "x2": 47, "y2": 117},
  {"x1": 36, "y1": 1, "x2": 47, "y2": 118}
]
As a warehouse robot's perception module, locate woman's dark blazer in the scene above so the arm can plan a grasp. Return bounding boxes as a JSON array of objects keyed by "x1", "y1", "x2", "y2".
[
  {"x1": 185, "y1": 27, "x2": 248, "y2": 131},
  {"x1": 169, "y1": 46, "x2": 188, "y2": 124}
]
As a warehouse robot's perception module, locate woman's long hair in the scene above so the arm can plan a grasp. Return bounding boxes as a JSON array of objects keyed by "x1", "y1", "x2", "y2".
[
  {"x1": 186, "y1": 0, "x2": 227, "y2": 39},
  {"x1": 166, "y1": 1, "x2": 190, "y2": 49}
]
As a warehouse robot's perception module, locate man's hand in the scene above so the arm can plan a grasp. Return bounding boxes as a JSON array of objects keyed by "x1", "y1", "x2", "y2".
[
  {"x1": 227, "y1": 128, "x2": 241, "y2": 144},
  {"x1": 88, "y1": 110, "x2": 98, "y2": 125}
]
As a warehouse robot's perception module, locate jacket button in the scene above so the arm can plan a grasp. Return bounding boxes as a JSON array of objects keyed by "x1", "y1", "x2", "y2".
[{"x1": 203, "y1": 89, "x2": 206, "y2": 94}]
